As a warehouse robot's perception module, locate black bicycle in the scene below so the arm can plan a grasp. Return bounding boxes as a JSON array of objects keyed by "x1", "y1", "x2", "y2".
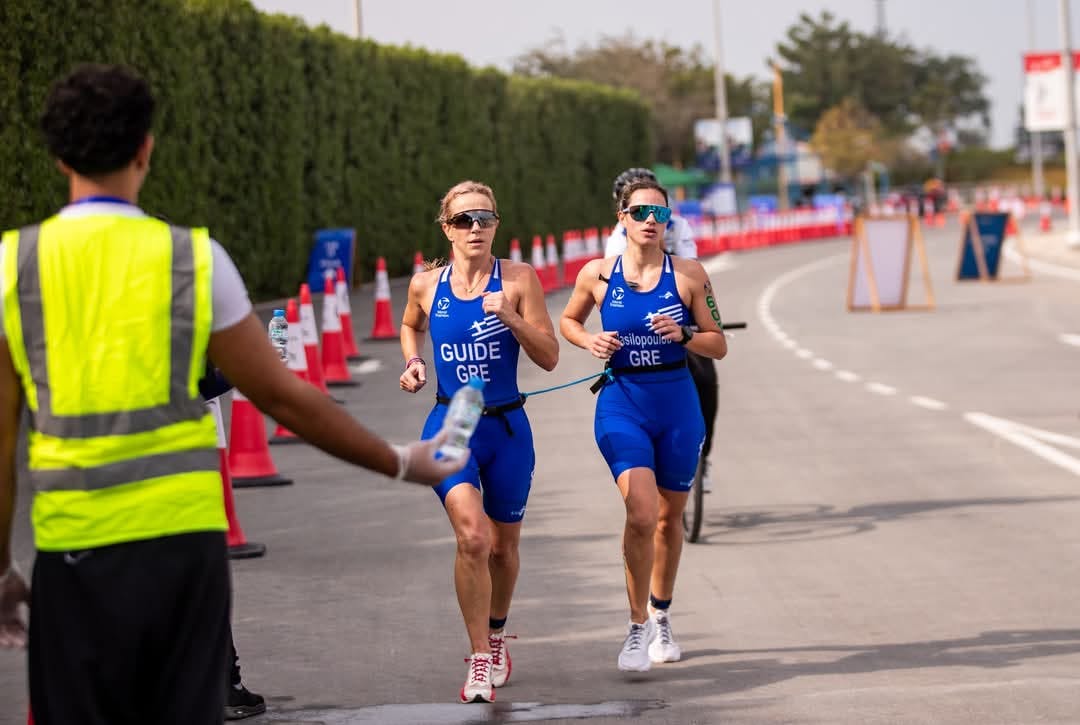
[{"x1": 682, "y1": 321, "x2": 746, "y2": 543}]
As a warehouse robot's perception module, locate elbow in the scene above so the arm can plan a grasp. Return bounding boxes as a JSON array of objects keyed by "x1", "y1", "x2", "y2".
[{"x1": 541, "y1": 350, "x2": 559, "y2": 372}]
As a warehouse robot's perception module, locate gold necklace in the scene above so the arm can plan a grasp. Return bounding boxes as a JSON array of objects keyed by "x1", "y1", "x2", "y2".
[{"x1": 455, "y1": 260, "x2": 492, "y2": 294}]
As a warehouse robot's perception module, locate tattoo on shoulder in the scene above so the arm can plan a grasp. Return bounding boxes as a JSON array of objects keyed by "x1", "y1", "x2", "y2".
[{"x1": 703, "y1": 281, "x2": 722, "y2": 325}]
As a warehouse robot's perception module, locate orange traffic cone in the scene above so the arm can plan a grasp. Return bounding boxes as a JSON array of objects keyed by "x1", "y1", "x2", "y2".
[
  {"x1": 228, "y1": 390, "x2": 293, "y2": 488},
  {"x1": 298, "y1": 283, "x2": 329, "y2": 394},
  {"x1": 208, "y1": 397, "x2": 266, "y2": 558},
  {"x1": 1040, "y1": 202, "x2": 1052, "y2": 232},
  {"x1": 509, "y1": 238, "x2": 522, "y2": 263},
  {"x1": 321, "y1": 270, "x2": 357, "y2": 386},
  {"x1": 270, "y1": 299, "x2": 304, "y2": 444},
  {"x1": 413, "y1": 251, "x2": 425, "y2": 276},
  {"x1": 544, "y1": 234, "x2": 561, "y2": 291},
  {"x1": 336, "y1": 267, "x2": 361, "y2": 360},
  {"x1": 530, "y1": 235, "x2": 547, "y2": 289},
  {"x1": 369, "y1": 256, "x2": 398, "y2": 339}
]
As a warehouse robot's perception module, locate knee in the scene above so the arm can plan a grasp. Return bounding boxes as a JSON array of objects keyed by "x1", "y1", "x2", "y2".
[
  {"x1": 489, "y1": 541, "x2": 518, "y2": 568},
  {"x1": 655, "y1": 510, "x2": 682, "y2": 537},
  {"x1": 456, "y1": 523, "x2": 492, "y2": 560},
  {"x1": 625, "y1": 504, "x2": 658, "y2": 538}
]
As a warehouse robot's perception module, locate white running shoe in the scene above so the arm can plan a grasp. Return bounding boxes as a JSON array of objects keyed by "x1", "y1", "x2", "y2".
[
  {"x1": 617, "y1": 618, "x2": 655, "y2": 672},
  {"x1": 489, "y1": 632, "x2": 516, "y2": 687},
  {"x1": 459, "y1": 653, "x2": 495, "y2": 703},
  {"x1": 648, "y1": 607, "x2": 682, "y2": 663}
]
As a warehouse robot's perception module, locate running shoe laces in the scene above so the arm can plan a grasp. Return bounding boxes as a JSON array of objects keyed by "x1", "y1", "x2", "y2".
[{"x1": 625, "y1": 622, "x2": 647, "y2": 651}]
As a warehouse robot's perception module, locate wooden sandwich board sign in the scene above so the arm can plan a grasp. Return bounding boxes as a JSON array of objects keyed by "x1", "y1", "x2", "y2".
[
  {"x1": 955, "y1": 211, "x2": 1031, "y2": 282},
  {"x1": 847, "y1": 214, "x2": 935, "y2": 312}
]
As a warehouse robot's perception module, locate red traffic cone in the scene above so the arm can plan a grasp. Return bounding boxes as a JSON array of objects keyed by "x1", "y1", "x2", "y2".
[
  {"x1": 413, "y1": 251, "x2": 426, "y2": 276},
  {"x1": 509, "y1": 238, "x2": 523, "y2": 263},
  {"x1": 369, "y1": 256, "x2": 398, "y2": 340},
  {"x1": 1040, "y1": 201, "x2": 1052, "y2": 232},
  {"x1": 208, "y1": 397, "x2": 266, "y2": 558},
  {"x1": 321, "y1": 270, "x2": 357, "y2": 386},
  {"x1": 228, "y1": 389, "x2": 293, "y2": 488},
  {"x1": 298, "y1": 283, "x2": 329, "y2": 394},
  {"x1": 270, "y1": 299, "x2": 304, "y2": 444},
  {"x1": 336, "y1": 267, "x2": 361, "y2": 360}
]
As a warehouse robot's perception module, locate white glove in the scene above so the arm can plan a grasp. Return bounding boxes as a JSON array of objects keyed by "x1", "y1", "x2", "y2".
[{"x1": 392, "y1": 430, "x2": 469, "y2": 485}]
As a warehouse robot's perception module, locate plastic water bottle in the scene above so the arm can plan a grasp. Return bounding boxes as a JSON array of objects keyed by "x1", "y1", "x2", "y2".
[
  {"x1": 438, "y1": 377, "x2": 485, "y2": 460},
  {"x1": 268, "y1": 309, "x2": 288, "y2": 363}
]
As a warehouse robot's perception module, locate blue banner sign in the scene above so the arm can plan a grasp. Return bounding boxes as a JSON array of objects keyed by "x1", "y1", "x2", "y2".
[
  {"x1": 307, "y1": 228, "x2": 356, "y2": 292},
  {"x1": 957, "y1": 212, "x2": 1008, "y2": 280}
]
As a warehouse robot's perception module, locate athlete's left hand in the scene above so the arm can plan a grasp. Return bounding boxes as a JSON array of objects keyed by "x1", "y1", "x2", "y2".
[
  {"x1": 481, "y1": 291, "x2": 517, "y2": 323},
  {"x1": 649, "y1": 314, "x2": 683, "y2": 343}
]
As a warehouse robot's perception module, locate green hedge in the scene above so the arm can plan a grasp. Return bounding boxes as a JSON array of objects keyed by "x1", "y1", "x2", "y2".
[{"x1": 0, "y1": 0, "x2": 651, "y2": 299}]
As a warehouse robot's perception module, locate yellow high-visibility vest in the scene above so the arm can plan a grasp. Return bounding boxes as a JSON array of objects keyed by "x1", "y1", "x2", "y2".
[{"x1": 1, "y1": 214, "x2": 225, "y2": 551}]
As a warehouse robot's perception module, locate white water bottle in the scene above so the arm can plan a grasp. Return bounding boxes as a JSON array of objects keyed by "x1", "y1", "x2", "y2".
[
  {"x1": 438, "y1": 377, "x2": 485, "y2": 460},
  {"x1": 268, "y1": 309, "x2": 288, "y2": 363}
]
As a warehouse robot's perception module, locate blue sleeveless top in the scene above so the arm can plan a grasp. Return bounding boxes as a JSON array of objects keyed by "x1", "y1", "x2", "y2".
[
  {"x1": 430, "y1": 258, "x2": 522, "y2": 406},
  {"x1": 600, "y1": 255, "x2": 691, "y2": 369}
]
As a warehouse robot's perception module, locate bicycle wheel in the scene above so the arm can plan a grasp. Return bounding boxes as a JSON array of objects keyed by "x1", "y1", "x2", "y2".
[{"x1": 682, "y1": 455, "x2": 706, "y2": 543}]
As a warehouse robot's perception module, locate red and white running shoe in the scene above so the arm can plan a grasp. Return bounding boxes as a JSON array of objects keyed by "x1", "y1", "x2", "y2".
[
  {"x1": 489, "y1": 632, "x2": 517, "y2": 687},
  {"x1": 459, "y1": 653, "x2": 494, "y2": 703}
]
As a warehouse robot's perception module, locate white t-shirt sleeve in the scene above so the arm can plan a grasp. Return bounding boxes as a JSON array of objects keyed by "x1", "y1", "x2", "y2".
[
  {"x1": 211, "y1": 239, "x2": 253, "y2": 332},
  {"x1": 0, "y1": 238, "x2": 253, "y2": 339},
  {"x1": 670, "y1": 217, "x2": 699, "y2": 259},
  {"x1": 604, "y1": 223, "x2": 627, "y2": 258}
]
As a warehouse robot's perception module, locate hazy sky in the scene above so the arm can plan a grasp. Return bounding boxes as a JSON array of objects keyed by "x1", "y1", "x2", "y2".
[{"x1": 250, "y1": 0, "x2": 1078, "y2": 149}]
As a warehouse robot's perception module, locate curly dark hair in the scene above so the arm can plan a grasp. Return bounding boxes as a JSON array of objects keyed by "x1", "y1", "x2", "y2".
[
  {"x1": 40, "y1": 64, "x2": 155, "y2": 177},
  {"x1": 612, "y1": 167, "x2": 657, "y2": 208}
]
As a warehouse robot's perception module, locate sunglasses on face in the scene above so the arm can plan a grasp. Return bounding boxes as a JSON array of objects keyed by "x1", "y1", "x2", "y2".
[
  {"x1": 621, "y1": 204, "x2": 672, "y2": 224},
  {"x1": 447, "y1": 209, "x2": 500, "y2": 230}
]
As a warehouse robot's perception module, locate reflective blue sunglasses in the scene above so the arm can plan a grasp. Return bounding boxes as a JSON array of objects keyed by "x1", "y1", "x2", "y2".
[{"x1": 621, "y1": 204, "x2": 672, "y2": 223}]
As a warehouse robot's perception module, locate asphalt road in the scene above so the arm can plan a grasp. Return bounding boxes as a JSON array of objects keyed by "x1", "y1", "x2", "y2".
[{"x1": 3, "y1": 217, "x2": 1080, "y2": 724}]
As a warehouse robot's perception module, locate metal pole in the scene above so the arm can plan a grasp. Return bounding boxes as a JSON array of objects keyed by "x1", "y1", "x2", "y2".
[
  {"x1": 351, "y1": 0, "x2": 362, "y2": 39},
  {"x1": 1059, "y1": 0, "x2": 1080, "y2": 245},
  {"x1": 772, "y1": 63, "x2": 790, "y2": 211},
  {"x1": 712, "y1": 0, "x2": 732, "y2": 185},
  {"x1": 1030, "y1": 0, "x2": 1046, "y2": 200}
]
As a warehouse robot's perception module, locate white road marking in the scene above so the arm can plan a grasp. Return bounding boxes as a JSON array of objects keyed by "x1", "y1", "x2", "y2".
[
  {"x1": 965, "y1": 412, "x2": 1080, "y2": 477},
  {"x1": 812, "y1": 358, "x2": 834, "y2": 371},
  {"x1": 1059, "y1": 333, "x2": 1080, "y2": 348},
  {"x1": 795, "y1": 348, "x2": 813, "y2": 359},
  {"x1": 910, "y1": 395, "x2": 948, "y2": 411},
  {"x1": 1005, "y1": 246, "x2": 1080, "y2": 282},
  {"x1": 349, "y1": 359, "x2": 383, "y2": 375},
  {"x1": 835, "y1": 370, "x2": 861, "y2": 383},
  {"x1": 865, "y1": 382, "x2": 897, "y2": 396}
]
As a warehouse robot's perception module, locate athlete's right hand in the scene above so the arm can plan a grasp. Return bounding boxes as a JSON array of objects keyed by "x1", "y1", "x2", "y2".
[
  {"x1": 399, "y1": 360, "x2": 427, "y2": 393},
  {"x1": 398, "y1": 431, "x2": 468, "y2": 485},
  {"x1": 0, "y1": 565, "x2": 29, "y2": 649},
  {"x1": 588, "y1": 331, "x2": 622, "y2": 360}
]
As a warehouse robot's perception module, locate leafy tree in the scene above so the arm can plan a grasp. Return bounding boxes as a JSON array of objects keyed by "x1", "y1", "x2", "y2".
[
  {"x1": 513, "y1": 33, "x2": 769, "y2": 165},
  {"x1": 775, "y1": 11, "x2": 988, "y2": 138},
  {"x1": 810, "y1": 97, "x2": 894, "y2": 178}
]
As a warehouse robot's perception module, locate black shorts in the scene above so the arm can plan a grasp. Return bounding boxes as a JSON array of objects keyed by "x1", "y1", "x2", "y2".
[{"x1": 28, "y1": 532, "x2": 231, "y2": 725}]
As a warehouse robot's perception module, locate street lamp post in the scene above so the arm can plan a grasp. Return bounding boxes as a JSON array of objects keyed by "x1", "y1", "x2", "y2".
[
  {"x1": 1028, "y1": 0, "x2": 1046, "y2": 200},
  {"x1": 1059, "y1": 0, "x2": 1080, "y2": 246},
  {"x1": 712, "y1": 0, "x2": 732, "y2": 185},
  {"x1": 351, "y1": 0, "x2": 362, "y2": 39}
]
